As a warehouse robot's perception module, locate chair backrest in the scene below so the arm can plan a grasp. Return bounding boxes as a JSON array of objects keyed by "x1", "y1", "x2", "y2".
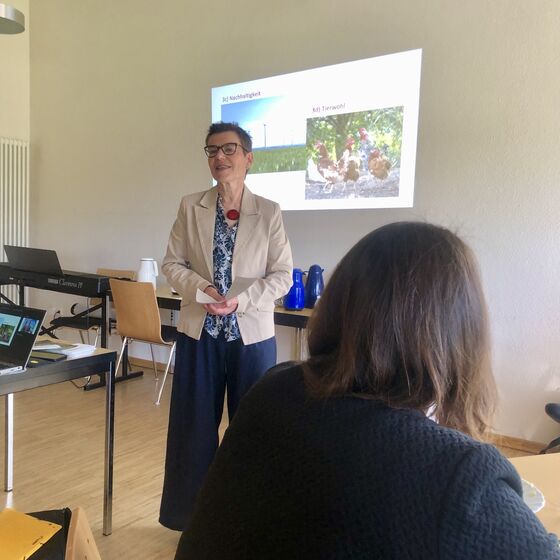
[
  {"x1": 65, "y1": 506, "x2": 101, "y2": 560},
  {"x1": 90, "y1": 268, "x2": 137, "y2": 308},
  {"x1": 97, "y1": 268, "x2": 137, "y2": 280},
  {"x1": 109, "y1": 278, "x2": 165, "y2": 343}
]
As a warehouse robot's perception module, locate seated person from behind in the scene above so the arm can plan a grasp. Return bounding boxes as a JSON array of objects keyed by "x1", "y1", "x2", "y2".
[{"x1": 175, "y1": 221, "x2": 560, "y2": 560}]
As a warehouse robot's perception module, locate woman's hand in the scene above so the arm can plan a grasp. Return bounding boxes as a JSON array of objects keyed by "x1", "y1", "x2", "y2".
[{"x1": 203, "y1": 286, "x2": 239, "y2": 316}]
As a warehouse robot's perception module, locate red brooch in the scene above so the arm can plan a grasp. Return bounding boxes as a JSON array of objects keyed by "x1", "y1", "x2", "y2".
[{"x1": 226, "y1": 209, "x2": 240, "y2": 221}]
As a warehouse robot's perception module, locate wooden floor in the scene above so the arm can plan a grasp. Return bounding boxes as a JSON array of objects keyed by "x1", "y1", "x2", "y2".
[
  {"x1": 0, "y1": 368, "x2": 227, "y2": 559},
  {"x1": 0, "y1": 367, "x2": 531, "y2": 559}
]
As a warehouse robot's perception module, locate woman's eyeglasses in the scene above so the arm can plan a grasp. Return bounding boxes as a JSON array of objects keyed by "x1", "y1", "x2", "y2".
[{"x1": 204, "y1": 143, "x2": 248, "y2": 158}]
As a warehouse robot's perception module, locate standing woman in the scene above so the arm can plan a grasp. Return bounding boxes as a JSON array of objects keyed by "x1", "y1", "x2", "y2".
[{"x1": 159, "y1": 122, "x2": 293, "y2": 531}]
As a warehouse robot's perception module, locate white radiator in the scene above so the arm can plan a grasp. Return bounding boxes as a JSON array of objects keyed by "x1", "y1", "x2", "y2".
[{"x1": 0, "y1": 137, "x2": 29, "y2": 304}]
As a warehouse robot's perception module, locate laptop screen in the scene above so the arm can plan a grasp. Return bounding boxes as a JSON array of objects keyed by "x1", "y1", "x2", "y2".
[
  {"x1": 0, "y1": 304, "x2": 46, "y2": 368},
  {"x1": 4, "y1": 245, "x2": 64, "y2": 276}
]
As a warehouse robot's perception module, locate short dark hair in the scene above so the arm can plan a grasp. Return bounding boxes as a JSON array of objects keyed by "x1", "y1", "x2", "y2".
[
  {"x1": 206, "y1": 122, "x2": 252, "y2": 152},
  {"x1": 304, "y1": 221, "x2": 496, "y2": 440}
]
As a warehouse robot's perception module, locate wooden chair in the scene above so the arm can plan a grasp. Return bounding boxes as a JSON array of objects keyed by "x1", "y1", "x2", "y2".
[
  {"x1": 110, "y1": 278, "x2": 177, "y2": 405},
  {"x1": 65, "y1": 506, "x2": 101, "y2": 560},
  {"x1": 50, "y1": 268, "x2": 136, "y2": 346}
]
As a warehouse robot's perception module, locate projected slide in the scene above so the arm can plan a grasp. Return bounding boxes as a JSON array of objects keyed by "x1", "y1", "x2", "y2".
[{"x1": 212, "y1": 49, "x2": 421, "y2": 211}]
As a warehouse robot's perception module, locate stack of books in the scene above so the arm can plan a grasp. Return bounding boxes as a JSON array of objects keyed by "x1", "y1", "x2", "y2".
[{"x1": 32, "y1": 339, "x2": 96, "y2": 360}]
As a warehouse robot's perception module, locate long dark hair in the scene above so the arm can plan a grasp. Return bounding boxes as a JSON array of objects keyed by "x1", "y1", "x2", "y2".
[{"x1": 304, "y1": 222, "x2": 496, "y2": 440}]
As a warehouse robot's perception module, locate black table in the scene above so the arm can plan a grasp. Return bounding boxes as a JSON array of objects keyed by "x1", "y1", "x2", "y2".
[{"x1": 0, "y1": 345, "x2": 117, "y2": 535}]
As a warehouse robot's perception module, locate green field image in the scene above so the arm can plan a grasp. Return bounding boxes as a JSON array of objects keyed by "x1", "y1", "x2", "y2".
[{"x1": 250, "y1": 145, "x2": 307, "y2": 174}]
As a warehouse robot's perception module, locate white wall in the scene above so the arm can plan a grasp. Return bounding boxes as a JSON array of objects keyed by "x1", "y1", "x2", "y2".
[
  {"x1": 28, "y1": 0, "x2": 560, "y2": 442},
  {"x1": 0, "y1": 0, "x2": 29, "y2": 139}
]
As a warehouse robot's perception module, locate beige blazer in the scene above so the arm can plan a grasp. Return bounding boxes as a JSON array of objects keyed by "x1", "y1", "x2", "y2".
[{"x1": 162, "y1": 186, "x2": 293, "y2": 345}]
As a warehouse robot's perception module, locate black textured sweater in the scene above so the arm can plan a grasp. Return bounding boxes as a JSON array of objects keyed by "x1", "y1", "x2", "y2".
[{"x1": 176, "y1": 363, "x2": 559, "y2": 559}]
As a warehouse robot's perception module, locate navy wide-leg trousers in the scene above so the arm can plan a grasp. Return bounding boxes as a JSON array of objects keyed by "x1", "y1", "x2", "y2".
[{"x1": 159, "y1": 330, "x2": 276, "y2": 531}]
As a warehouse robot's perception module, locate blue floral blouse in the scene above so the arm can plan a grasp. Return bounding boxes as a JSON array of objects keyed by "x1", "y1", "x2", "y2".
[{"x1": 203, "y1": 197, "x2": 241, "y2": 341}]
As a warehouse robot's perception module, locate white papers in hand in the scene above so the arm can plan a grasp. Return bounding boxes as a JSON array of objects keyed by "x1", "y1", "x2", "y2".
[
  {"x1": 196, "y1": 289, "x2": 220, "y2": 304},
  {"x1": 196, "y1": 277, "x2": 256, "y2": 304}
]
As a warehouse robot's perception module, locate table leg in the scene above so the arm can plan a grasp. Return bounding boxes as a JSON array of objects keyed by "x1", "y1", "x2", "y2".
[
  {"x1": 294, "y1": 328, "x2": 307, "y2": 361},
  {"x1": 101, "y1": 294, "x2": 108, "y2": 348},
  {"x1": 3, "y1": 393, "x2": 14, "y2": 492},
  {"x1": 103, "y1": 359, "x2": 115, "y2": 535}
]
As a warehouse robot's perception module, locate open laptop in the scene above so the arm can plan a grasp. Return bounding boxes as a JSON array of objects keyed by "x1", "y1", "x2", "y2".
[
  {"x1": 4, "y1": 245, "x2": 65, "y2": 276},
  {"x1": 0, "y1": 303, "x2": 46, "y2": 374}
]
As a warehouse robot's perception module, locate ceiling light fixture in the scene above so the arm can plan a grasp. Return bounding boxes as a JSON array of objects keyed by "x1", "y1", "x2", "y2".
[{"x1": 0, "y1": 3, "x2": 25, "y2": 34}]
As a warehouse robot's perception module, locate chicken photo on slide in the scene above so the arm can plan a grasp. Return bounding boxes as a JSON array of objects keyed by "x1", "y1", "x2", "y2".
[
  {"x1": 312, "y1": 138, "x2": 361, "y2": 184},
  {"x1": 337, "y1": 136, "x2": 361, "y2": 182},
  {"x1": 313, "y1": 141, "x2": 340, "y2": 183},
  {"x1": 344, "y1": 158, "x2": 360, "y2": 182},
  {"x1": 368, "y1": 148, "x2": 391, "y2": 180},
  {"x1": 358, "y1": 127, "x2": 374, "y2": 169}
]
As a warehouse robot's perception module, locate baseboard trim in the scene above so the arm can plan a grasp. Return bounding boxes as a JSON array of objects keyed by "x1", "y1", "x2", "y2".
[
  {"x1": 489, "y1": 434, "x2": 544, "y2": 455},
  {"x1": 129, "y1": 356, "x2": 174, "y2": 374}
]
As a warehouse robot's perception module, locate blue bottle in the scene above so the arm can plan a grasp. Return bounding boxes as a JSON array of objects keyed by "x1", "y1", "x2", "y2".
[
  {"x1": 305, "y1": 264, "x2": 324, "y2": 308},
  {"x1": 284, "y1": 268, "x2": 305, "y2": 310}
]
